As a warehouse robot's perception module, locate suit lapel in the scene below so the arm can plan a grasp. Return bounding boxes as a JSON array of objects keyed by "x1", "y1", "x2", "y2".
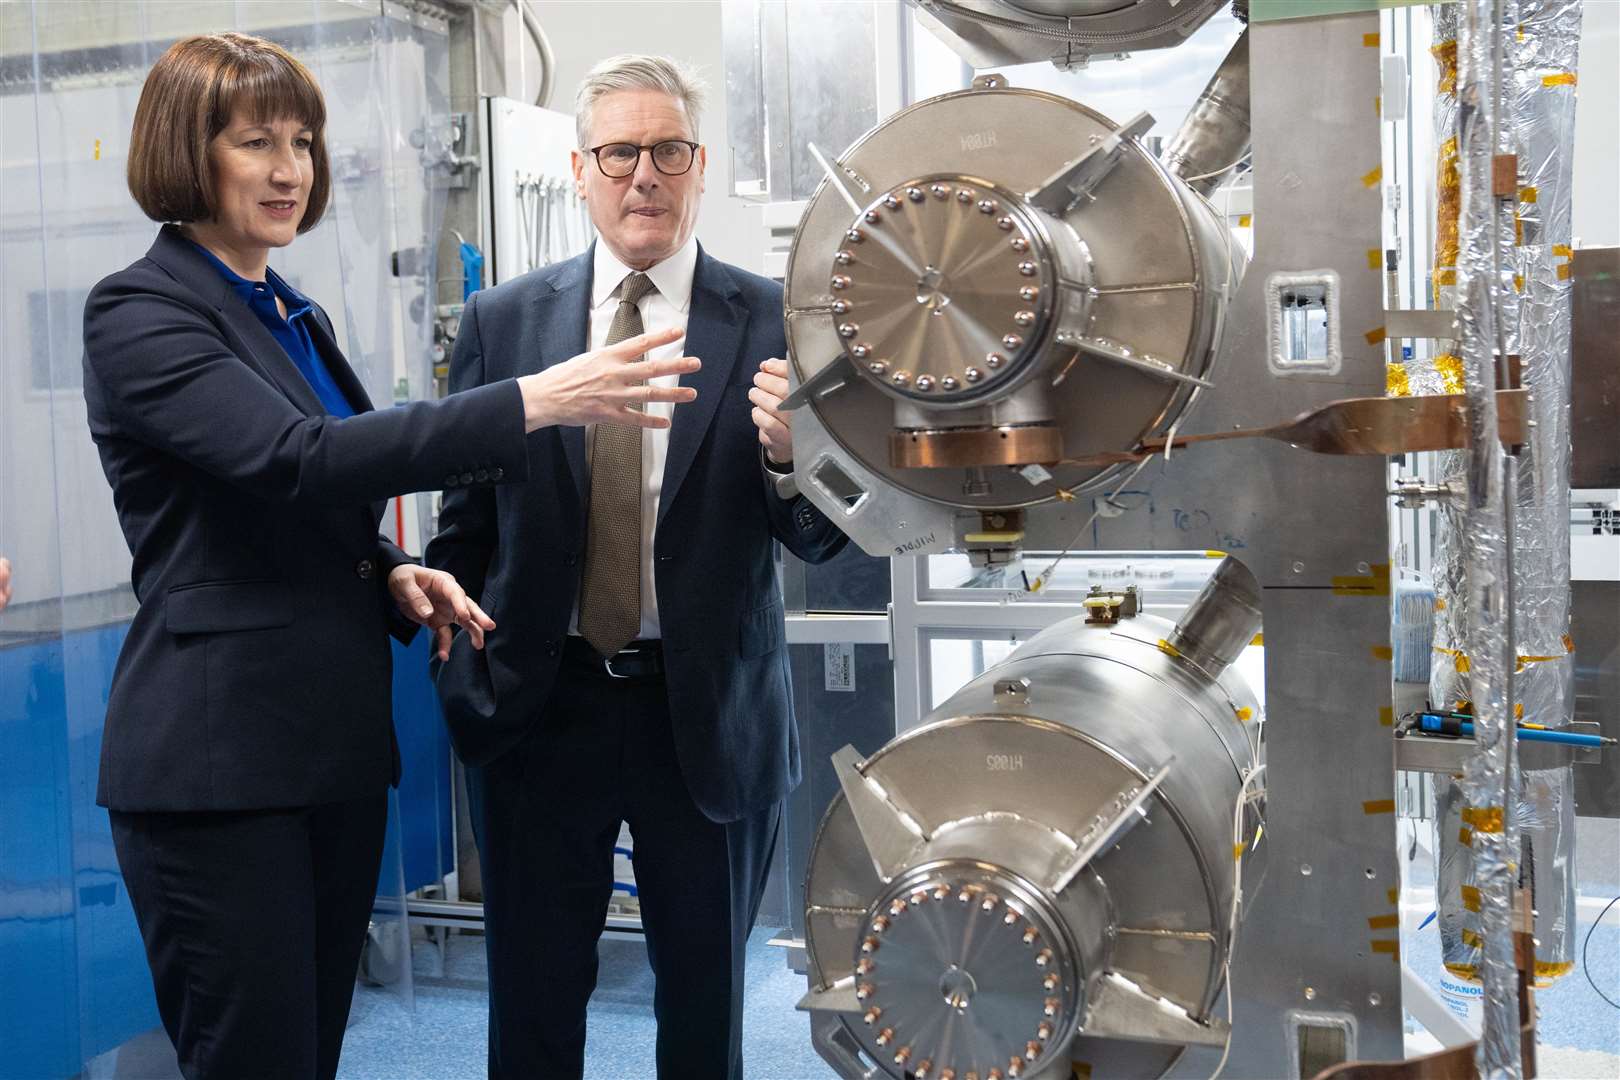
[
  {"x1": 147, "y1": 227, "x2": 327, "y2": 417},
  {"x1": 659, "y1": 248, "x2": 744, "y2": 526},
  {"x1": 534, "y1": 251, "x2": 594, "y2": 500}
]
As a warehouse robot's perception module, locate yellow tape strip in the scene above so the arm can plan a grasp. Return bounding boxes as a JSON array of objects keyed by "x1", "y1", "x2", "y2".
[
  {"x1": 1371, "y1": 939, "x2": 1400, "y2": 960},
  {"x1": 1461, "y1": 885, "x2": 1482, "y2": 913},
  {"x1": 1362, "y1": 165, "x2": 1383, "y2": 188},
  {"x1": 1238, "y1": 213, "x2": 1252, "y2": 228},
  {"x1": 1379, "y1": 706, "x2": 1394, "y2": 727},
  {"x1": 964, "y1": 531, "x2": 1024, "y2": 543},
  {"x1": 1375, "y1": 95, "x2": 1382, "y2": 119},
  {"x1": 1520, "y1": 186, "x2": 1539, "y2": 203},
  {"x1": 1460, "y1": 827, "x2": 1473, "y2": 846},
  {"x1": 1368, "y1": 249, "x2": 1384, "y2": 270},
  {"x1": 1364, "y1": 326, "x2": 1387, "y2": 346},
  {"x1": 1435, "y1": 646, "x2": 1472, "y2": 674},
  {"x1": 1333, "y1": 563, "x2": 1392, "y2": 597},
  {"x1": 1514, "y1": 273, "x2": 1525, "y2": 292},
  {"x1": 1074, "y1": 1063, "x2": 1094, "y2": 1080},
  {"x1": 1363, "y1": 799, "x2": 1396, "y2": 815},
  {"x1": 1434, "y1": 354, "x2": 1465, "y2": 394},
  {"x1": 1387, "y1": 888, "x2": 1400, "y2": 906},
  {"x1": 1461, "y1": 929, "x2": 1484, "y2": 949},
  {"x1": 1157, "y1": 639, "x2": 1182, "y2": 659},
  {"x1": 1368, "y1": 913, "x2": 1399, "y2": 930},
  {"x1": 1363, "y1": 32, "x2": 1380, "y2": 46},
  {"x1": 1542, "y1": 72, "x2": 1576, "y2": 87},
  {"x1": 1557, "y1": 263, "x2": 1572, "y2": 280},
  {"x1": 1553, "y1": 244, "x2": 1573, "y2": 258},
  {"x1": 1435, "y1": 268, "x2": 1458, "y2": 286},
  {"x1": 1235, "y1": 706, "x2": 1254, "y2": 722},
  {"x1": 1463, "y1": 806, "x2": 1505, "y2": 833},
  {"x1": 1372, "y1": 645, "x2": 1393, "y2": 662},
  {"x1": 1514, "y1": 703, "x2": 1524, "y2": 719},
  {"x1": 1386, "y1": 362, "x2": 1411, "y2": 397},
  {"x1": 1204, "y1": 550, "x2": 1228, "y2": 559},
  {"x1": 1435, "y1": 597, "x2": 1446, "y2": 612},
  {"x1": 1250, "y1": 633, "x2": 1264, "y2": 647}
]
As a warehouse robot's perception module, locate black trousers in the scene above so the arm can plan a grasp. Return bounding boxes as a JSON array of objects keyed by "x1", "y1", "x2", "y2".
[
  {"x1": 468, "y1": 644, "x2": 782, "y2": 1080},
  {"x1": 109, "y1": 793, "x2": 388, "y2": 1080}
]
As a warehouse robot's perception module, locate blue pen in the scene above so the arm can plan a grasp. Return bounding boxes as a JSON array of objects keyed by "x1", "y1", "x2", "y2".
[{"x1": 1417, "y1": 713, "x2": 1615, "y2": 749}]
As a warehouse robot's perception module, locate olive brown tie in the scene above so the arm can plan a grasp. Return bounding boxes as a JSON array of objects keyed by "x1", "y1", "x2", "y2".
[{"x1": 577, "y1": 271, "x2": 657, "y2": 658}]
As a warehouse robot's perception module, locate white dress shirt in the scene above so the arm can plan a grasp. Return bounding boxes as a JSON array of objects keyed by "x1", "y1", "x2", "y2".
[{"x1": 568, "y1": 236, "x2": 698, "y2": 642}]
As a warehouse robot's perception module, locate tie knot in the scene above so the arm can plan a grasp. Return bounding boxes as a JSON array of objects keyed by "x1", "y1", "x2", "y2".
[{"x1": 617, "y1": 271, "x2": 656, "y2": 306}]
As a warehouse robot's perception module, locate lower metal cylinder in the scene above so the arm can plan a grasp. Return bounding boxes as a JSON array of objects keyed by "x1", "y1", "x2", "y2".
[{"x1": 801, "y1": 564, "x2": 1264, "y2": 1078}]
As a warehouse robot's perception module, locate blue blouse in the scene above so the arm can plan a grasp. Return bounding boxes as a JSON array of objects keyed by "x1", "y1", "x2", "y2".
[{"x1": 190, "y1": 241, "x2": 356, "y2": 419}]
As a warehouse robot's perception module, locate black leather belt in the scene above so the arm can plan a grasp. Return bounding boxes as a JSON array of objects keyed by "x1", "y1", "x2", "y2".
[{"x1": 563, "y1": 635, "x2": 665, "y2": 680}]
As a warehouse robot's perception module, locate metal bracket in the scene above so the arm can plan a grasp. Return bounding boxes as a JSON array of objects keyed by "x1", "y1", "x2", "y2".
[
  {"x1": 781, "y1": 354, "x2": 854, "y2": 412},
  {"x1": 831, "y1": 745, "x2": 926, "y2": 883},
  {"x1": 1026, "y1": 111, "x2": 1155, "y2": 216},
  {"x1": 1081, "y1": 971, "x2": 1230, "y2": 1047},
  {"x1": 1047, "y1": 762, "x2": 1172, "y2": 894},
  {"x1": 796, "y1": 974, "x2": 865, "y2": 1014}
]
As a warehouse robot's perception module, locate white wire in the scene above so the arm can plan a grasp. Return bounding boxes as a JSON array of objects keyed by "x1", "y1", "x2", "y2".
[
  {"x1": 1210, "y1": 762, "x2": 1266, "y2": 1080},
  {"x1": 1029, "y1": 452, "x2": 1158, "y2": 594}
]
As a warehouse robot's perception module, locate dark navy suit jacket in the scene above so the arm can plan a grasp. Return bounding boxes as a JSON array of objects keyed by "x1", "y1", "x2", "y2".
[
  {"x1": 426, "y1": 244, "x2": 848, "y2": 823},
  {"x1": 83, "y1": 225, "x2": 530, "y2": 812}
]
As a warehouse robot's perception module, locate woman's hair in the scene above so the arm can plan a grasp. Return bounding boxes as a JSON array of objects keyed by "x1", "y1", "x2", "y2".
[{"x1": 127, "y1": 32, "x2": 329, "y2": 233}]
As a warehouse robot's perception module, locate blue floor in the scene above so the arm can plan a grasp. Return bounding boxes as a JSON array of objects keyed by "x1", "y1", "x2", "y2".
[
  {"x1": 337, "y1": 926, "x2": 836, "y2": 1079},
  {"x1": 80, "y1": 919, "x2": 1619, "y2": 1078}
]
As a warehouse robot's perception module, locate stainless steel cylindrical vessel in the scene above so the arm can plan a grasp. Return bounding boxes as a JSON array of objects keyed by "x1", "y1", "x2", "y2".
[
  {"x1": 801, "y1": 568, "x2": 1264, "y2": 1079},
  {"x1": 784, "y1": 80, "x2": 1244, "y2": 512}
]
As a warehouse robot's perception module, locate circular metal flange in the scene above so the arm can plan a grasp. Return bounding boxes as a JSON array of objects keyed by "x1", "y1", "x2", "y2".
[
  {"x1": 890, "y1": 424, "x2": 1064, "y2": 469},
  {"x1": 847, "y1": 864, "x2": 1084, "y2": 1080},
  {"x1": 834, "y1": 176, "x2": 1058, "y2": 408}
]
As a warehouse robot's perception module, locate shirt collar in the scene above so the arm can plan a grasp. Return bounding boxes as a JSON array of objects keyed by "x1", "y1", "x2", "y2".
[
  {"x1": 186, "y1": 237, "x2": 312, "y2": 320},
  {"x1": 591, "y1": 235, "x2": 698, "y2": 313}
]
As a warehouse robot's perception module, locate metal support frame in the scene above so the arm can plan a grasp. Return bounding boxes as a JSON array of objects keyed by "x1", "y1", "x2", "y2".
[{"x1": 850, "y1": 12, "x2": 1402, "y2": 1076}]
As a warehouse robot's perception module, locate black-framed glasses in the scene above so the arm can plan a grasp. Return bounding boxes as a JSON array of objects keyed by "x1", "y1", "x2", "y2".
[{"x1": 587, "y1": 140, "x2": 700, "y2": 178}]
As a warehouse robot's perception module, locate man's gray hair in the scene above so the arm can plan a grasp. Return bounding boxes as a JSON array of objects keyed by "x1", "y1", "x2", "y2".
[{"x1": 574, "y1": 54, "x2": 707, "y2": 149}]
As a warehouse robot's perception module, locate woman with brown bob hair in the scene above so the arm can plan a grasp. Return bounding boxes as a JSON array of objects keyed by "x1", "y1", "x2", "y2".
[{"x1": 85, "y1": 32, "x2": 699, "y2": 1079}]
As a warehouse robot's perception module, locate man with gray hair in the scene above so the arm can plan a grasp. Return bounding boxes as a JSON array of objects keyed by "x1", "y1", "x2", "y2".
[{"x1": 427, "y1": 53, "x2": 847, "y2": 1078}]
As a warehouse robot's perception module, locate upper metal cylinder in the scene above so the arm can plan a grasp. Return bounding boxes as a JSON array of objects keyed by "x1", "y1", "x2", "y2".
[{"x1": 784, "y1": 81, "x2": 1245, "y2": 510}]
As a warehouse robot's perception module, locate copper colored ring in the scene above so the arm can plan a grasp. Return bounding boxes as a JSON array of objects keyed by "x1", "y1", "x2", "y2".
[{"x1": 889, "y1": 425, "x2": 1063, "y2": 469}]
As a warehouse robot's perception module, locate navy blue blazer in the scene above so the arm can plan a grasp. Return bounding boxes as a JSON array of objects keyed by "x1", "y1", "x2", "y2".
[
  {"x1": 426, "y1": 245, "x2": 848, "y2": 823},
  {"x1": 83, "y1": 225, "x2": 531, "y2": 812}
]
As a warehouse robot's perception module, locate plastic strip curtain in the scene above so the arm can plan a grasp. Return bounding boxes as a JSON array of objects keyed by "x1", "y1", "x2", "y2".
[
  {"x1": 1428, "y1": 0, "x2": 1582, "y2": 1021},
  {"x1": 0, "y1": 2, "x2": 455, "y2": 1068},
  {"x1": 3, "y1": 2, "x2": 167, "y2": 1073},
  {"x1": 294, "y1": 0, "x2": 463, "y2": 1018}
]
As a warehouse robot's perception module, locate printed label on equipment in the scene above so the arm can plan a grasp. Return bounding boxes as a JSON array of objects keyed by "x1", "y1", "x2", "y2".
[{"x1": 824, "y1": 642, "x2": 856, "y2": 693}]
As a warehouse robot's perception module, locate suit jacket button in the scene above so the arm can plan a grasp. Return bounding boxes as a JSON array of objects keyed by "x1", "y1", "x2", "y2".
[
  {"x1": 356, "y1": 559, "x2": 376, "y2": 580},
  {"x1": 492, "y1": 467, "x2": 505, "y2": 481},
  {"x1": 460, "y1": 472, "x2": 475, "y2": 485},
  {"x1": 475, "y1": 469, "x2": 490, "y2": 483},
  {"x1": 444, "y1": 475, "x2": 459, "y2": 488}
]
